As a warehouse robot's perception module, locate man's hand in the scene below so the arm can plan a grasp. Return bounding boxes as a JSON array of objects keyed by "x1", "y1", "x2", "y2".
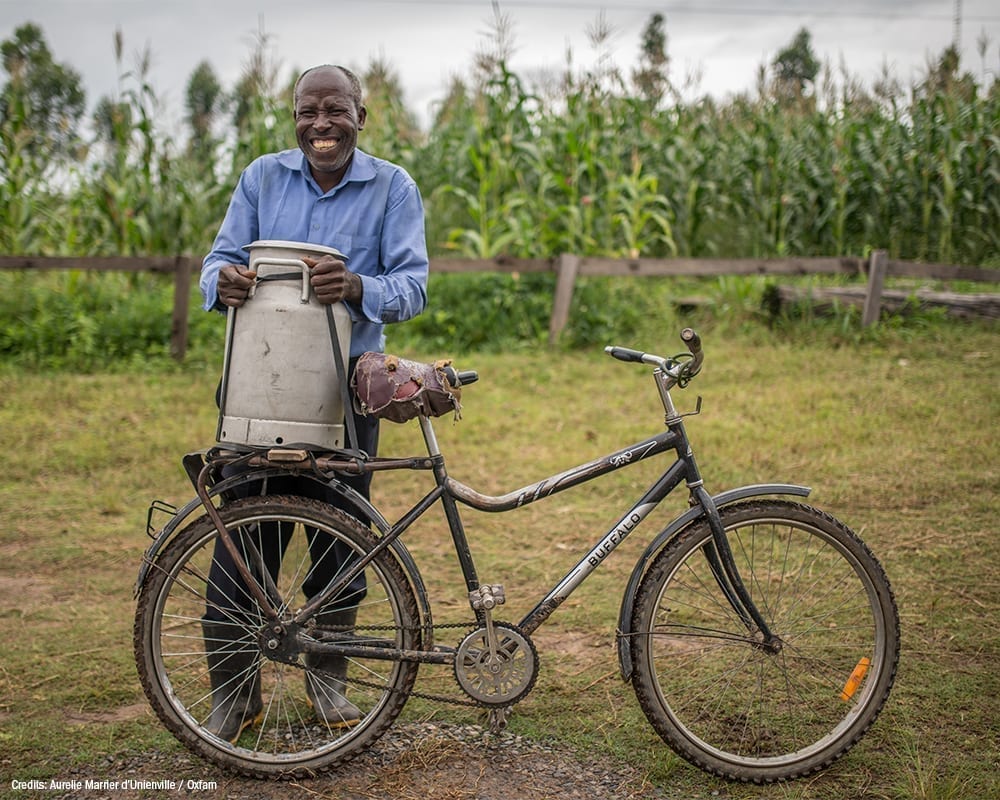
[
  {"x1": 305, "y1": 255, "x2": 363, "y2": 305},
  {"x1": 217, "y1": 265, "x2": 257, "y2": 307}
]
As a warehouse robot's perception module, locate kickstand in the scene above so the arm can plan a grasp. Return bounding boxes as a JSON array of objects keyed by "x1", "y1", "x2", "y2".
[{"x1": 487, "y1": 707, "x2": 511, "y2": 735}]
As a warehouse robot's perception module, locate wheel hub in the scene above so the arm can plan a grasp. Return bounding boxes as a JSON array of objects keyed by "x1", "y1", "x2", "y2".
[{"x1": 256, "y1": 620, "x2": 303, "y2": 664}]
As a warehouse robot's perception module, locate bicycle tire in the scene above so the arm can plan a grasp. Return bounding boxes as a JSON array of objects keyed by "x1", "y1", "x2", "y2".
[
  {"x1": 630, "y1": 499, "x2": 899, "y2": 783},
  {"x1": 134, "y1": 495, "x2": 421, "y2": 778}
]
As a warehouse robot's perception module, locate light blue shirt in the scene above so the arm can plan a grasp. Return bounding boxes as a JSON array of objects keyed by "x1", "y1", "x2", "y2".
[{"x1": 201, "y1": 148, "x2": 429, "y2": 356}]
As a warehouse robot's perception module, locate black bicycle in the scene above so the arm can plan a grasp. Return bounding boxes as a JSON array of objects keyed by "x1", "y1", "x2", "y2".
[{"x1": 134, "y1": 329, "x2": 899, "y2": 782}]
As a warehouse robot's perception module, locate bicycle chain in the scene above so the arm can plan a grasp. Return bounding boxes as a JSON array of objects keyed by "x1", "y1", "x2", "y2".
[{"x1": 297, "y1": 620, "x2": 504, "y2": 710}]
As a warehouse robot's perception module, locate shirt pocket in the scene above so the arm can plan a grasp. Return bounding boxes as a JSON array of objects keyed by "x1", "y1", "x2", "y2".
[{"x1": 327, "y1": 234, "x2": 380, "y2": 276}]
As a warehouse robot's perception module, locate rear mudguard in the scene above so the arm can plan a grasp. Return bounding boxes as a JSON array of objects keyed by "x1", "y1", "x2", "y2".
[
  {"x1": 134, "y1": 467, "x2": 434, "y2": 646},
  {"x1": 616, "y1": 483, "x2": 810, "y2": 681}
]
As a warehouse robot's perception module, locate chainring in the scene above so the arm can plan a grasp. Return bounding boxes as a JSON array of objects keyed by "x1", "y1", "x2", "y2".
[{"x1": 454, "y1": 621, "x2": 538, "y2": 706}]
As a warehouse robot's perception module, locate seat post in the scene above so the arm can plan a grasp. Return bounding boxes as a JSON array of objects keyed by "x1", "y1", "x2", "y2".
[{"x1": 418, "y1": 416, "x2": 442, "y2": 457}]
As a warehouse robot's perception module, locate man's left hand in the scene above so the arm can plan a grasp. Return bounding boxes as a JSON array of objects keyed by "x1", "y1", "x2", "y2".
[{"x1": 304, "y1": 256, "x2": 363, "y2": 305}]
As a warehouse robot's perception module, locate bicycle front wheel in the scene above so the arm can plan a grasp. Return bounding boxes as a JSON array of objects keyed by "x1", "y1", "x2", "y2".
[
  {"x1": 630, "y1": 500, "x2": 899, "y2": 783},
  {"x1": 134, "y1": 495, "x2": 421, "y2": 778}
]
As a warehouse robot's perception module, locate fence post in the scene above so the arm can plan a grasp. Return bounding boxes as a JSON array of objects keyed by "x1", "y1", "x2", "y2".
[
  {"x1": 862, "y1": 249, "x2": 888, "y2": 327},
  {"x1": 548, "y1": 253, "x2": 580, "y2": 345},
  {"x1": 170, "y1": 256, "x2": 192, "y2": 360}
]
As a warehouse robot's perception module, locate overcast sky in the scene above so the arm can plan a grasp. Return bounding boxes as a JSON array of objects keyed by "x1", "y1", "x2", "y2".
[{"x1": 2, "y1": 1, "x2": 998, "y2": 130}]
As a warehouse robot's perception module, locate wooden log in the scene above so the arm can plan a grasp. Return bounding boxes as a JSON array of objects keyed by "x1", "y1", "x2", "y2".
[
  {"x1": 0, "y1": 254, "x2": 189, "y2": 273},
  {"x1": 886, "y1": 260, "x2": 999, "y2": 282},
  {"x1": 575, "y1": 255, "x2": 863, "y2": 278},
  {"x1": 772, "y1": 286, "x2": 1000, "y2": 319},
  {"x1": 429, "y1": 256, "x2": 555, "y2": 274}
]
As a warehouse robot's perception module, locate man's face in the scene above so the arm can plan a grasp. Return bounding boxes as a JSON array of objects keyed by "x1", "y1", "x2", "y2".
[{"x1": 294, "y1": 68, "x2": 367, "y2": 187}]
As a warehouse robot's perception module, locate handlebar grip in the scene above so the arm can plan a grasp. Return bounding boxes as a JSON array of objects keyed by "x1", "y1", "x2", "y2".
[
  {"x1": 680, "y1": 327, "x2": 702, "y2": 354},
  {"x1": 605, "y1": 346, "x2": 647, "y2": 363},
  {"x1": 443, "y1": 366, "x2": 479, "y2": 388}
]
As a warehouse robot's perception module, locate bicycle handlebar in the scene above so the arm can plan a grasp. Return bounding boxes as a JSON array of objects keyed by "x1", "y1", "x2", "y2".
[
  {"x1": 443, "y1": 365, "x2": 479, "y2": 388},
  {"x1": 605, "y1": 328, "x2": 704, "y2": 381},
  {"x1": 679, "y1": 327, "x2": 704, "y2": 379},
  {"x1": 604, "y1": 346, "x2": 646, "y2": 364},
  {"x1": 680, "y1": 327, "x2": 702, "y2": 356},
  {"x1": 441, "y1": 329, "x2": 700, "y2": 393}
]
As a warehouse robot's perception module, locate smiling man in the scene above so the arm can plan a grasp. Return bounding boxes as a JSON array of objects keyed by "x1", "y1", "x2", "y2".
[
  {"x1": 202, "y1": 63, "x2": 428, "y2": 346},
  {"x1": 197, "y1": 64, "x2": 428, "y2": 742}
]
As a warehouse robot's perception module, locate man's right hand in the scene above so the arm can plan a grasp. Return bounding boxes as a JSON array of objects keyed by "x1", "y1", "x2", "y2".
[{"x1": 217, "y1": 265, "x2": 257, "y2": 307}]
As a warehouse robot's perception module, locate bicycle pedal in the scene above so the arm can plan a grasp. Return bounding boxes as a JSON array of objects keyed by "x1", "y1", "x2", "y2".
[{"x1": 469, "y1": 584, "x2": 505, "y2": 611}]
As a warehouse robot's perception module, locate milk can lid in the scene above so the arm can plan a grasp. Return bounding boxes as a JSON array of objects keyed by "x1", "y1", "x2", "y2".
[{"x1": 243, "y1": 240, "x2": 347, "y2": 260}]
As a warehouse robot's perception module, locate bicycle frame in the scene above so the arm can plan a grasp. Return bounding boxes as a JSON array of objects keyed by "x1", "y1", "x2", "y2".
[
  {"x1": 176, "y1": 361, "x2": 800, "y2": 674},
  {"x1": 441, "y1": 422, "x2": 698, "y2": 636}
]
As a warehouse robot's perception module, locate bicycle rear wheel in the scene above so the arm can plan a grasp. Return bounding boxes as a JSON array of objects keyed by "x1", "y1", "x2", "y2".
[
  {"x1": 630, "y1": 499, "x2": 898, "y2": 782},
  {"x1": 134, "y1": 495, "x2": 420, "y2": 778}
]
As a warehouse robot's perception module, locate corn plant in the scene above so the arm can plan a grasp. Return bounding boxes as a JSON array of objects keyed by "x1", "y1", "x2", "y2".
[
  {"x1": 1, "y1": 25, "x2": 998, "y2": 367},
  {"x1": 0, "y1": 89, "x2": 43, "y2": 253}
]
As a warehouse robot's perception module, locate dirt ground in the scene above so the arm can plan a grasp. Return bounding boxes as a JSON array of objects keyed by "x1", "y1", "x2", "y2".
[
  {"x1": 39, "y1": 628, "x2": 717, "y2": 800},
  {"x1": 47, "y1": 717, "x2": 704, "y2": 800},
  {"x1": 5, "y1": 572, "x2": 706, "y2": 800}
]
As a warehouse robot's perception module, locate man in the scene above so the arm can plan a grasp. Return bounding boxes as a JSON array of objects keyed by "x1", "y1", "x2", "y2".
[{"x1": 198, "y1": 64, "x2": 428, "y2": 742}]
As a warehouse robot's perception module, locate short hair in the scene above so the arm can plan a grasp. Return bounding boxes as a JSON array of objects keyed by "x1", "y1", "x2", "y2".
[{"x1": 292, "y1": 65, "x2": 363, "y2": 111}]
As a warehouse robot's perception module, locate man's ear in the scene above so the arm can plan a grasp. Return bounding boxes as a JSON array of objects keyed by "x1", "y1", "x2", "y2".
[{"x1": 357, "y1": 105, "x2": 368, "y2": 131}]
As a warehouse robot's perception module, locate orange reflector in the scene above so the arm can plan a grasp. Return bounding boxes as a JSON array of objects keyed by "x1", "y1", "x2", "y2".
[{"x1": 840, "y1": 656, "x2": 871, "y2": 701}]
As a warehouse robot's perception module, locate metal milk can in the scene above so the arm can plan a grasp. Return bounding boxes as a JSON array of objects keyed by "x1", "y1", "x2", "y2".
[{"x1": 216, "y1": 240, "x2": 352, "y2": 450}]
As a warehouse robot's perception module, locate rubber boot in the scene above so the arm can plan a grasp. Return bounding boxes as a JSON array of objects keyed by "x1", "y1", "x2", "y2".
[
  {"x1": 305, "y1": 607, "x2": 361, "y2": 727},
  {"x1": 201, "y1": 620, "x2": 263, "y2": 742}
]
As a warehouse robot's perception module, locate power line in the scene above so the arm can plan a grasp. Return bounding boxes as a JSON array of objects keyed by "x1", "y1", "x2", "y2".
[
  {"x1": 338, "y1": 0, "x2": 1000, "y2": 23},
  {"x1": 1, "y1": 0, "x2": 996, "y2": 22}
]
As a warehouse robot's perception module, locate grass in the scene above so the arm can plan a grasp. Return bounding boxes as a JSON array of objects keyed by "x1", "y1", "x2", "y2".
[{"x1": 0, "y1": 320, "x2": 997, "y2": 798}]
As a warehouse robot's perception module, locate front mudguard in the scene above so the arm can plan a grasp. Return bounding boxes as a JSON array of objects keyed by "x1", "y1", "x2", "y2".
[
  {"x1": 134, "y1": 462, "x2": 435, "y2": 646},
  {"x1": 615, "y1": 483, "x2": 811, "y2": 681}
]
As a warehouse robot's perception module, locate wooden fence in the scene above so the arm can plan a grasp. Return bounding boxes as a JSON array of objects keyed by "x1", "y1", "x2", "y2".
[
  {"x1": 0, "y1": 254, "x2": 197, "y2": 359},
  {"x1": 1, "y1": 251, "x2": 996, "y2": 359}
]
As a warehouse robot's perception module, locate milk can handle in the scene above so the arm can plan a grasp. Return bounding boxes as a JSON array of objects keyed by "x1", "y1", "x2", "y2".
[{"x1": 248, "y1": 258, "x2": 312, "y2": 303}]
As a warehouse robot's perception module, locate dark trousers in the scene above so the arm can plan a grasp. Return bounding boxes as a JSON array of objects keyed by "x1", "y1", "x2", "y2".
[{"x1": 205, "y1": 371, "x2": 378, "y2": 624}]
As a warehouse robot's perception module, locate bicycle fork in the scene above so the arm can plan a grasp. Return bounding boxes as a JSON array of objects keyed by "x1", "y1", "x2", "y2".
[
  {"x1": 691, "y1": 483, "x2": 781, "y2": 652},
  {"x1": 653, "y1": 363, "x2": 779, "y2": 650}
]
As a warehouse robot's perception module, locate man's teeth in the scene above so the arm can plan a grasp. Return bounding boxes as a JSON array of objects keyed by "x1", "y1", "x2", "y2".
[{"x1": 314, "y1": 140, "x2": 337, "y2": 151}]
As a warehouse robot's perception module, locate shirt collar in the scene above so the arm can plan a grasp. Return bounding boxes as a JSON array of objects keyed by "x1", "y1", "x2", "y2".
[{"x1": 279, "y1": 147, "x2": 377, "y2": 193}]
